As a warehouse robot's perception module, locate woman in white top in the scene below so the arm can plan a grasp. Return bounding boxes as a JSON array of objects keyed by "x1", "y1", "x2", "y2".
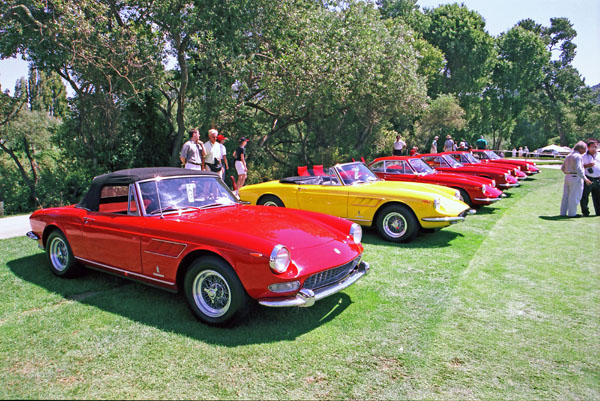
[{"x1": 393, "y1": 135, "x2": 406, "y2": 156}]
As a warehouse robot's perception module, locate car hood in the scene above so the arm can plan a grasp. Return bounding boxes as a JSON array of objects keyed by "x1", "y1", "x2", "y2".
[{"x1": 168, "y1": 205, "x2": 349, "y2": 251}]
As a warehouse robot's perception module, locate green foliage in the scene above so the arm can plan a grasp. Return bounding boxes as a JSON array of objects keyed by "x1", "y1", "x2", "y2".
[
  {"x1": 1, "y1": 0, "x2": 599, "y2": 213},
  {"x1": 416, "y1": 94, "x2": 465, "y2": 148},
  {"x1": 421, "y1": 4, "x2": 495, "y2": 97}
]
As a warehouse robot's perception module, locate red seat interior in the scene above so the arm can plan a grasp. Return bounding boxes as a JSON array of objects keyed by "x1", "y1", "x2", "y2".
[
  {"x1": 312, "y1": 165, "x2": 324, "y2": 176},
  {"x1": 298, "y1": 166, "x2": 309, "y2": 176}
]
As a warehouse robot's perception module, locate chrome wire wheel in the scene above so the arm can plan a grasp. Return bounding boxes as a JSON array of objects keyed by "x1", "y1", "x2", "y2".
[
  {"x1": 192, "y1": 270, "x2": 232, "y2": 318},
  {"x1": 49, "y1": 236, "x2": 70, "y2": 272},
  {"x1": 382, "y1": 212, "x2": 408, "y2": 239}
]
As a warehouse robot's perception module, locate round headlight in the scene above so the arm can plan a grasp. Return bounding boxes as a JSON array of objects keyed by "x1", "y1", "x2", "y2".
[
  {"x1": 349, "y1": 223, "x2": 362, "y2": 244},
  {"x1": 491, "y1": 180, "x2": 496, "y2": 187},
  {"x1": 482, "y1": 184, "x2": 487, "y2": 193},
  {"x1": 269, "y1": 245, "x2": 291, "y2": 274},
  {"x1": 454, "y1": 190, "x2": 460, "y2": 200},
  {"x1": 433, "y1": 197, "x2": 441, "y2": 210}
]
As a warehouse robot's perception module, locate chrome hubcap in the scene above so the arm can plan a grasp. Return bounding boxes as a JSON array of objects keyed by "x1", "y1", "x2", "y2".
[
  {"x1": 263, "y1": 200, "x2": 279, "y2": 207},
  {"x1": 49, "y1": 237, "x2": 69, "y2": 271},
  {"x1": 383, "y1": 212, "x2": 408, "y2": 238},
  {"x1": 192, "y1": 270, "x2": 231, "y2": 318}
]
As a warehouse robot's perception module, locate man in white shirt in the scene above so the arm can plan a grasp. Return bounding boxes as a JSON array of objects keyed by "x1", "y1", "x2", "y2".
[
  {"x1": 580, "y1": 140, "x2": 600, "y2": 216},
  {"x1": 204, "y1": 129, "x2": 226, "y2": 177},
  {"x1": 560, "y1": 141, "x2": 592, "y2": 217}
]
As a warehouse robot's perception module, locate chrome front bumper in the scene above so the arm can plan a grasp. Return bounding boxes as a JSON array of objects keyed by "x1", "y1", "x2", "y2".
[
  {"x1": 258, "y1": 261, "x2": 370, "y2": 308},
  {"x1": 473, "y1": 197, "x2": 501, "y2": 202},
  {"x1": 421, "y1": 209, "x2": 475, "y2": 224},
  {"x1": 517, "y1": 176, "x2": 527, "y2": 180},
  {"x1": 499, "y1": 183, "x2": 520, "y2": 188},
  {"x1": 26, "y1": 231, "x2": 40, "y2": 240}
]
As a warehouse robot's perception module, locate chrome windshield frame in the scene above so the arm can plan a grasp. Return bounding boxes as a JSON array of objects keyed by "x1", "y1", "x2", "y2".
[{"x1": 135, "y1": 175, "x2": 239, "y2": 217}]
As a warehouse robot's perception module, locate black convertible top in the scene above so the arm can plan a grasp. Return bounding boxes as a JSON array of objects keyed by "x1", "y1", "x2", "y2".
[{"x1": 77, "y1": 167, "x2": 217, "y2": 211}]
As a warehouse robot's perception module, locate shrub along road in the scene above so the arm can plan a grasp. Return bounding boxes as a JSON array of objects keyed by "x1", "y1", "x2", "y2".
[{"x1": 0, "y1": 168, "x2": 598, "y2": 399}]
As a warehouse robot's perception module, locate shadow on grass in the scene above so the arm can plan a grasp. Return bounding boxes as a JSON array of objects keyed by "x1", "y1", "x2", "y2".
[
  {"x1": 361, "y1": 227, "x2": 463, "y2": 248},
  {"x1": 7, "y1": 254, "x2": 353, "y2": 346},
  {"x1": 539, "y1": 215, "x2": 571, "y2": 221},
  {"x1": 471, "y1": 206, "x2": 500, "y2": 215}
]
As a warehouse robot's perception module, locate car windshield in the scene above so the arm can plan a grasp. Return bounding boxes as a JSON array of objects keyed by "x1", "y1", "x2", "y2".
[
  {"x1": 408, "y1": 159, "x2": 435, "y2": 174},
  {"x1": 335, "y1": 163, "x2": 379, "y2": 185},
  {"x1": 485, "y1": 150, "x2": 501, "y2": 160},
  {"x1": 442, "y1": 155, "x2": 463, "y2": 168},
  {"x1": 462, "y1": 152, "x2": 481, "y2": 164},
  {"x1": 138, "y1": 176, "x2": 237, "y2": 215}
]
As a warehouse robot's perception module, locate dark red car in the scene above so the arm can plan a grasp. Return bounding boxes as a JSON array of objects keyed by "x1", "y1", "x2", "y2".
[
  {"x1": 445, "y1": 151, "x2": 527, "y2": 180},
  {"x1": 417, "y1": 153, "x2": 520, "y2": 189},
  {"x1": 471, "y1": 150, "x2": 541, "y2": 175},
  {"x1": 26, "y1": 168, "x2": 369, "y2": 326},
  {"x1": 368, "y1": 156, "x2": 504, "y2": 207}
]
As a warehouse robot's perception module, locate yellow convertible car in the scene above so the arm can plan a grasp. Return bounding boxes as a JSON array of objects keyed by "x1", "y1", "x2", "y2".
[{"x1": 238, "y1": 162, "x2": 474, "y2": 242}]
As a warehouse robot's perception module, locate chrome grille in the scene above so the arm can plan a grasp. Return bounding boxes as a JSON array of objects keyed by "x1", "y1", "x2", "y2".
[{"x1": 303, "y1": 257, "x2": 360, "y2": 290}]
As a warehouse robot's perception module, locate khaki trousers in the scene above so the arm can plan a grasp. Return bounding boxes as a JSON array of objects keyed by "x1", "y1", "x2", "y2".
[{"x1": 560, "y1": 175, "x2": 583, "y2": 216}]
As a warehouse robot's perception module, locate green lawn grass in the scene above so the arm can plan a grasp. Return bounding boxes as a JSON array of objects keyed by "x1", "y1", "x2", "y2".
[{"x1": 1, "y1": 168, "x2": 598, "y2": 399}]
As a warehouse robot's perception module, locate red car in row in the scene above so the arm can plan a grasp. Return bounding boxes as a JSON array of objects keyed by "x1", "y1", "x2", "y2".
[
  {"x1": 445, "y1": 151, "x2": 527, "y2": 180},
  {"x1": 472, "y1": 150, "x2": 541, "y2": 175},
  {"x1": 368, "y1": 156, "x2": 504, "y2": 207},
  {"x1": 416, "y1": 153, "x2": 520, "y2": 189}
]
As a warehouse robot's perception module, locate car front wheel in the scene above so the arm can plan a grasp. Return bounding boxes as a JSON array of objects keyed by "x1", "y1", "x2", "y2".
[
  {"x1": 457, "y1": 188, "x2": 472, "y2": 207},
  {"x1": 46, "y1": 230, "x2": 82, "y2": 277},
  {"x1": 257, "y1": 195, "x2": 284, "y2": 207},
  {"x1": 184, "y1": 256, "x2": 250, "y2": 326},
  {"x1": 376, "y1": 204, "x2": 418, "y2": 243}
]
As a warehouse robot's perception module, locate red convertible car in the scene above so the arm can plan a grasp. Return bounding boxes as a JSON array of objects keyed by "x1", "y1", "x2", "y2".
[
  {"x1": 368, "y1": 156, "x2": 504, "y2": 207},
  {"x1": 26, "y1": 168, "x2": 369, "y2": 326},
  {"x1": 417, "y1": 153, "x2": 520, "y2": 189},
  {"x1": 445, "y1": 151, "x2": 527, "y2": 180},
  {"x1": 471, "y1": 150, "x2": 540, "y2": 175}
]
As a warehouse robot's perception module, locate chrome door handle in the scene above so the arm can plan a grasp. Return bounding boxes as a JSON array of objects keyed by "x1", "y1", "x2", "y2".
[{"x1": 84, "y1": 217, "x2": 95, "y2": 224}]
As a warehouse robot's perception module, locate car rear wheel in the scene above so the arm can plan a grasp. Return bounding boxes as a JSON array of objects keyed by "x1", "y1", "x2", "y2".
[
  {"x1": 184, "y1": 256, "x2": 250, "y2": 326},
  {"x1": 46, "y1": 230, "x2": 82, "y2": 277},
  {"x1": 257, "y1": 195, "x2": 284, "y2": 207},
  {"x1": 376, "y1": 204, "x2": 418, "y2": 243}
]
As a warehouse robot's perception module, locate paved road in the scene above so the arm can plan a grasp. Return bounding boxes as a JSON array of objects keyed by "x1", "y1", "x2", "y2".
[{"x1": 0, "y1": 214, "x2": 31, "y2": 239}]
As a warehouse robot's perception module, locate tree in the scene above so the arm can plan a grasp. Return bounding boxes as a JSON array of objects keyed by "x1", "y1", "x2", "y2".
[
  {"x1": 234, "y1": 1, "x2": 427, "y2": 167},
  {"x1": 480, "y1": 25, "x2": 549, "y2": 149},
  {"x1": 415, "y1": 94, "x2": 465, "y2": 147},
  {"x1": 520, "y1": 17, "x2": 588, "y2": 146},
  {"x1": 421, "y1": 4, "x2": 495, "y2": 98}
]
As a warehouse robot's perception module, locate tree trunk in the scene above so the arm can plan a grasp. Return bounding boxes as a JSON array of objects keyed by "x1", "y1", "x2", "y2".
[
  {"x1": 170, "y1": 36, "x2": 190, "y2": 166},
  {"x1": 0, "y1": 142, "x2": 37, "y2": 206}
]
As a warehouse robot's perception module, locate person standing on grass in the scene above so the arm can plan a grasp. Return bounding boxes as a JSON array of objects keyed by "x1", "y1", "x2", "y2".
[
  {"x1": 204, "y1": 129, "x2": 226, "y2": 175},
  {"x1": 180, "y1": 129, "x2": 206, "y2": 170},
  {"x1": 393, "y1": 135, "x2": 406, "y2": 156},
  {"x1": 475, "y1": 135, "x2": 487, "y2": 150},
  {"x1": 217, "y1": 134, "x2": 229, "y2": 180},
  {"x1": 233, "y1": 137, "x2": 249, "y2": 190},
  {"x1": 560, "y1": 141, "x2": 592, "y2": 218},
  {"x1": 430, "y1": 136, "x2": 439, "y2": 153},
  {"x1": 580, "y1": 140, "x2": 600, "y2": 216},
  {"x1": 443, "y1": 135, "x2": 454, "y2": 152}
]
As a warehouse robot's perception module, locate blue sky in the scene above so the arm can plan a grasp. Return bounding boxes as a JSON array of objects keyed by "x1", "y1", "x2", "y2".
[{"x1": 1, "y1": 0, "x2": 599, "y2": 93}]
